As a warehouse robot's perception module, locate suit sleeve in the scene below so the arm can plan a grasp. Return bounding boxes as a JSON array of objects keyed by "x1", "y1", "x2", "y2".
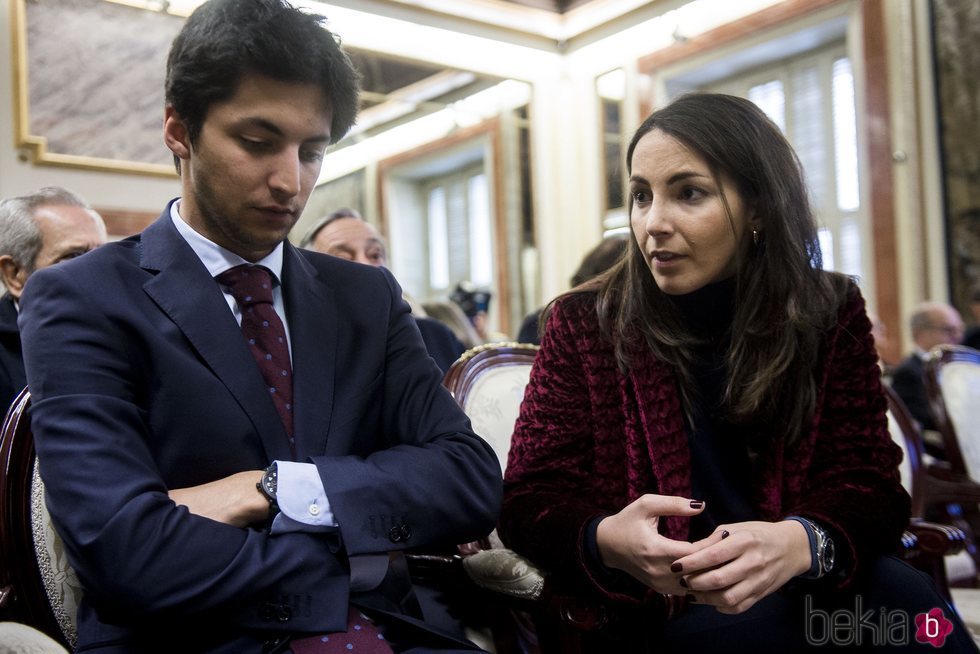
[
  {"x1": 889, "y1": 358, "x2": 934, "y2": 430},
  {"x1": 312, "y1": 267, "x2": 502, "y2": 555},
  {"x1": 20, "y1": 263, "x2": 352, "y2": 633}
]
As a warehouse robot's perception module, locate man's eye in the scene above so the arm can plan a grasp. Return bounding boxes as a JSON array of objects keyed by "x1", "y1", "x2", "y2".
[
  {"x1": 241, "y1": 137, "x2": 268, "y2": 149},
  {"x1": 301, "y1": 149, "x2": 325, "y2": 163}
]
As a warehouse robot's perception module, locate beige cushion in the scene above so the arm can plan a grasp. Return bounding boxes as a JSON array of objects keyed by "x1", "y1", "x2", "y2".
[
  {"x1": 30, "y1": 463, "x2": 81, "y2": 649},
  {"x1": 461, "y1": 548, "x2": 545, "y2": 600},
  {"x1": 0, "y1": 622, "x2": 68, "y2": 654}
]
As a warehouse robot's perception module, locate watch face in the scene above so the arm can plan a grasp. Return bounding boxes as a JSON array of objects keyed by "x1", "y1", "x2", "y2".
[
  {"x1": 822, "y1": 538, "x2": 835, "y2": 573},
  {"x1": 262, "y1": 465, "x2": 278, "y2": 498}
]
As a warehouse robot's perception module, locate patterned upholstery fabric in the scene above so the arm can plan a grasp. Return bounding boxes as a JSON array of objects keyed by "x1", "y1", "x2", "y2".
[
  {"x1": 30, "y1": 463, "x2": 81, "y2": 648},
  {"x1": 460, "y1": 364, "x2": 532, "y2": 468},
  {"x1": 461, "y1": 549, "x2": 545, "y2": 600}
]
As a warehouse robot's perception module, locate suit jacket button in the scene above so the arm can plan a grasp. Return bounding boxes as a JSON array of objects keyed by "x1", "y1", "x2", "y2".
[{"x1": 388, "y1": 524, "x2": 411, "y2": 542}]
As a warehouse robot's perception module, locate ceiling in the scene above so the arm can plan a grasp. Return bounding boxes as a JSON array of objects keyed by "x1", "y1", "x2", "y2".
[
  {"x1": 335, "y1": 0, "x2": 662, "y2": 145},
  {"x1": 499, "y1": 0, "x2": 598, "y2": 12}
]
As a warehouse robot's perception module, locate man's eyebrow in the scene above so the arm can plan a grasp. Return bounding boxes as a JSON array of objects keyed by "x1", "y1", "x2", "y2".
[
  {"x1": 237, "y1": 116, "x2": 331, "y2": 144},
  {"x1": 237, "y1": 116, "x2": 284, "y2": 136}
]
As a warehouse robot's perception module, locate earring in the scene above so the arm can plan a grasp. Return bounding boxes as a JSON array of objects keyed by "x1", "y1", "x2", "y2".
[{"x1": 752, "y1": 230, "x2": 759, "y2": 246}]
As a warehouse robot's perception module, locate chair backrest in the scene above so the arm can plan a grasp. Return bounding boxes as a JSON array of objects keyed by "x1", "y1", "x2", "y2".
[
  {"x1": 0, "y1": 389, "x2": 79, "y2": 649},
  {"x1": 443, "y1": 342, "x2": 539, "y2": 471},
  {"x1": 883, "y1": 385, "x2": 927, "y2": 518},
  {"x1": 924, "y1": 345, "x2": 980, "y2": 481}
]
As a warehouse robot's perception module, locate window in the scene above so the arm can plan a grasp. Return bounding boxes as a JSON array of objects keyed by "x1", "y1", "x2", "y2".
[
  {"x1": 706, "y1": 44, "x2": 866, "y2": 283},
  {"x1": 423, "y1": 165, "x2": 494, "y2": 296}
]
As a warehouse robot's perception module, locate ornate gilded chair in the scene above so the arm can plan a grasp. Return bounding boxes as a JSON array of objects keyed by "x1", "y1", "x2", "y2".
[{"x1": 0, "y1": 389, "x2": 80, "y2": 649}]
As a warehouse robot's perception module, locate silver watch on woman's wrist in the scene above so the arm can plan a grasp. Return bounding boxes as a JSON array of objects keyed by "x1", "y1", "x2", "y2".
[{"x1": 803, "y1": 518, "x2": 836, "y2": 579}]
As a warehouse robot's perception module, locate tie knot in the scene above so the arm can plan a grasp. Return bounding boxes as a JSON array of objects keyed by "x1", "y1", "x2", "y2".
[{"x1": 216, "y1": 265, "x2": 275, "y2": 306}]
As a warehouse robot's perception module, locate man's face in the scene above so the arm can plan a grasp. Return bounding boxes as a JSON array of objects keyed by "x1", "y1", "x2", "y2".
[
  {"x1": 311, "y1": 217, "x2": 387, "y2": 267},
  {"x1": 33, "y1": 204, "x2": 107, "y2": 269},
  {"x1": 918, "y1": 307, "x2": 965, "y2": 351},
  {"x1": 165, "y1": 73, "x2": 333, "y2": 262},
  {"x1": 1, "y1": 203, "x2": 107, "y2": 300}
]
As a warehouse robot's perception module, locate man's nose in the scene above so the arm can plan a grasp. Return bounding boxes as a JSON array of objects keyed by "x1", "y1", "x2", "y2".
[{"x1": 269, "y1": 150, "x2": 301, "y2": 197}]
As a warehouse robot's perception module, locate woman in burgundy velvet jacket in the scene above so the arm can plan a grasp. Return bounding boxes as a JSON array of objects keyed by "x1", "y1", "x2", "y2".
[{"x1": 500, "y1": 94, "x2": 976, "y2": 652}]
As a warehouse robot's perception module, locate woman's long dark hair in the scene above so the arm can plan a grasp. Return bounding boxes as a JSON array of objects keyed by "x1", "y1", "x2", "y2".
[{"x1": 584, "y1": 93, "x2": 851, "y2": 444}]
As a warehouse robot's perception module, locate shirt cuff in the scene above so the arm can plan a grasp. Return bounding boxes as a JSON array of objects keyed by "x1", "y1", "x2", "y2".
[{"x1": 270, "y1": 460, "x2": 338, "y2": 534}]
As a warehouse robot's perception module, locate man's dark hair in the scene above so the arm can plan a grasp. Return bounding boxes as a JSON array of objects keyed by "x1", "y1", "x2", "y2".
[{"x1": 165, "y1": 0, "x2": 361, "y2": 172}]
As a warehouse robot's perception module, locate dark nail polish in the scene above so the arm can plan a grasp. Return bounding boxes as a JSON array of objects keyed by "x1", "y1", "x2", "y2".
[
  {"x1": 679, "y1": 577, "x2": 688, "y2": 588},
  {"x1": 686, "y1": 593, "x2": 697, "y2": 603},
  {"x1": 670, "y1": 562, "x2": 683, "y2": 573},
  {"x1": 721, "y1": 530, "x2": 730, "y2": 539},
  {"x1": 690, "y1": 500, "x2": 704, "y2": 509}
]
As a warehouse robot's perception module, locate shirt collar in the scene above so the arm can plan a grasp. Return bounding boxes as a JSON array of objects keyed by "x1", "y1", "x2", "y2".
[{"x1": 170, "y1": 200, "x2": 284, "y2": 284}]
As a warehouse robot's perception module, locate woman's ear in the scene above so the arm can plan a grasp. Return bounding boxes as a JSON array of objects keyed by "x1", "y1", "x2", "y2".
[{"x1": 163, "y1": 106, "x2": 191, "y2": 161}]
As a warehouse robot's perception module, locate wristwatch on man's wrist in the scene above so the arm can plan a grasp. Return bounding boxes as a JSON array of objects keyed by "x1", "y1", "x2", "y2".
[
  {"x1": 803, "y1": 518, "x2": 836, "y2": 579},
  {"x1": 257, "y1": 462, "x2": 280, "y2": 526}
]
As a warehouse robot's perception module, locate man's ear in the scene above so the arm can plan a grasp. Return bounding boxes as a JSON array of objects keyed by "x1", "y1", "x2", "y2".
[
  {"x1": 163, "y1": 106, "x2": 192, "y2": 161},
  {"x1": 0, "y1": 255, "x2": 28, "y2": 300}
]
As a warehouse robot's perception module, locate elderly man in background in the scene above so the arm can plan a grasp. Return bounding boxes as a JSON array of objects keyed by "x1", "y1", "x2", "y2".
[
  {"x1": 300, "y1": 208, "x2": 466, "y2": 373},
  {"x1": 890, "y1": 301, "x2": 965, "y2": 456},
  {"x1": 0, "y1": 186, "x2": 107, "y2": 413}
]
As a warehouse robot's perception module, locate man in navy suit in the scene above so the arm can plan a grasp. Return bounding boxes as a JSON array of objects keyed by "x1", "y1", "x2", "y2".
[{"x1": 18, "y1": 1, "x2": 501, "y2": 651}]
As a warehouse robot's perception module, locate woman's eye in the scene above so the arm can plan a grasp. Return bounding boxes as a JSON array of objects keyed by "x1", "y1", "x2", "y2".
[
  {"x1": 680, "y1": 186, "x2": 706, "y2": 201},
  {"x1": 631, "y1": 190, "x2": 651, "y2": 203}
]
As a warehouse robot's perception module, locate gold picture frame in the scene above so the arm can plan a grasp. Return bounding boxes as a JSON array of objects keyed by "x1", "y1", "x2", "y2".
[{"x1": 10, "y1": 0, "x2": 178, "y2": 177}]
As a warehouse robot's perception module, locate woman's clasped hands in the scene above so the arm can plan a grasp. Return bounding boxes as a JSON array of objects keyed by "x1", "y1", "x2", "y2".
[{"x1": 596, "y1": 494, "x2": 813, "y2": 615}]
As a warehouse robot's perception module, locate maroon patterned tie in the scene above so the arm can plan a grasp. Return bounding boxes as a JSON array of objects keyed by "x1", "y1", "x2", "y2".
[
  {"x1": 290, "y1": 606, "x2": 393, "y2": 653},
  {"x1": 216, "y1": 265, "x2": 295, "y2": 454},
  {"x1": 218, "y1": 265, "x2": 391, "y2": 653}
]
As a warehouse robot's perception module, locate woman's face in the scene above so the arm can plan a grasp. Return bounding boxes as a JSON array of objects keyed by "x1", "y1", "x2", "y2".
[{"x1": 629, "y1": 129, "x2": 755, "y2": 296}]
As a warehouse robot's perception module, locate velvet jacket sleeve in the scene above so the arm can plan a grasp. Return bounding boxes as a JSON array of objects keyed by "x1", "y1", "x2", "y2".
[
  {"x1": 779, "y1": 287, "x2": 911, "y2": 585},
  {"x1": 499, "y1": 295, "x2": 647, "y2": 602}
]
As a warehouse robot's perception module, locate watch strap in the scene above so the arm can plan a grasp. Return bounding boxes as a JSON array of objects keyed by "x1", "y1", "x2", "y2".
[{"x1": 785, "y1": 516, "x2": 821, "y2": 578}]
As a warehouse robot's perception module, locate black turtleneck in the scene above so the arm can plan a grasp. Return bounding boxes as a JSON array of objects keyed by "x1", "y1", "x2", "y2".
[{"x1": 668, "y1": 277, "x2": 758, "y2": 540}]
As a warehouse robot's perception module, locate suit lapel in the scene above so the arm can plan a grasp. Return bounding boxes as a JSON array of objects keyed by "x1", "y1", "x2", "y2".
[
  {"x1": 281, "y1": 245, "x2": 337, "y2": 461},
  {"x1": 138, "y1": 211, "x2": 294, "y2": 462}
]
